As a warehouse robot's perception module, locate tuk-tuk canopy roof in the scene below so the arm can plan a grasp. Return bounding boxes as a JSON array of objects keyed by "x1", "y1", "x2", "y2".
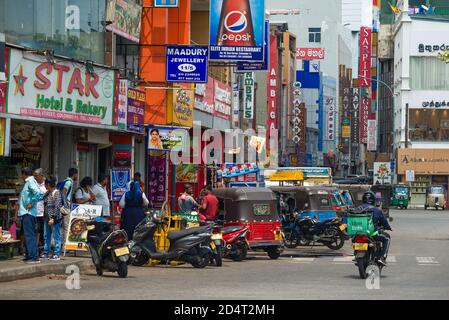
[{"x1": 213, "y1": 187, "x2": 277, "y2": 202}]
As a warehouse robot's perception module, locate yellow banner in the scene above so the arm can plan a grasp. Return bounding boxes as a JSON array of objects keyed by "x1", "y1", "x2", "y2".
[
  {"x1": 342, "y1": 125, "x2": 351, "y2": 138},
  {"x1": 0, "y1": 118, "x2": 5, "y2": 157},
  {"x1": 268, "y1": 171, "x2": 304, "y2": 181},
  {"x1": 168, "y1": 83, "x2": 194, "y2": 128}
]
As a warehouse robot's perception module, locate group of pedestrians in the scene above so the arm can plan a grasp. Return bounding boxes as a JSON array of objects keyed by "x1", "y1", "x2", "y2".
[
  {"x1": 18, "y1": 167, "x2": 114, "y2": 264},
  {"x1": 178, "y1": 184, "x2": 219, "y2": 222}
]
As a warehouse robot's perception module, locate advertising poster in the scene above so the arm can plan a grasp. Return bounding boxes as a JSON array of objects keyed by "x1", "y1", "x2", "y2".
[
  {"x1": 65, "y1": 204, "x2": 102, "y2": 253},
  {"x1": 176, "y1": 164, "x2": 199, "y2": 183},
  {"x1": 374, "y1": 162, "x2": 392, "y2": 185},
  {"x1": 147, "y1": 126, "x2": 188, "y2": 152},
  {"x1": 243, "y1": 72, "x2": 255, "y2": 119},
  {"x1": 117, "y1": 80, "x2": 128, "y2": 130},
  {"x1": 111, "y1": 169, "x2": 131, "y2": 201},
  {"x1": 171, "y1": 84, "x2": 194, "y2": 127},
  {"x1": 209, "y1": 0, "x2": 265, "y2": 61},
  {"x1": 148, "y1": 154, "x2": 167, "y2": 208},
  {"x1": 166, "y1": 46, "x2": 208, "y2": 83},
  {"x1": 106, "y1": 0, "x2": 142, "y2": 43},
  {"x1": 236, "y1": 20, "x2": 269, "y2": 71},
  {"x1": 127, "y1": 88, "x2": 145, "y2": 134},
  {"x1": 7, "y1": 48, "x2": 115, "y2": 126}
]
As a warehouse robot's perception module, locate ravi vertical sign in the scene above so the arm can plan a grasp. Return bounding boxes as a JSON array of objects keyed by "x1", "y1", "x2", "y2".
[{"x1": 359, "y1": 27, "x2": 372, "y2": 87}]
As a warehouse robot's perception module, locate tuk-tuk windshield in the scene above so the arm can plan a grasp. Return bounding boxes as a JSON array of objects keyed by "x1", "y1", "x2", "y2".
[
  {"x1": 430, "y1": 186, "x2": 445, "y2": 194},
  {"x1": 310, "y1": 195, "x2": 333, "y2": 209},
  {"x1": 341, "y1": 191, "x2": 354, "y2": 206},
  {"x1": 332, "y1": 192, "x2": 344, "y2": 206},
  {"x1": 394, "y1": 186, "x2": 408, "y2": 194}
]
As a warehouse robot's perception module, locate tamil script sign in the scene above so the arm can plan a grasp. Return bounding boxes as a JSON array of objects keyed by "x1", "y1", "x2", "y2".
[
  {"x1": 147, "y1": 126, "x2": 188, "y2": 152},
  {"x1": 166, "y1": 46, "x2": 208, "y2": 83}
]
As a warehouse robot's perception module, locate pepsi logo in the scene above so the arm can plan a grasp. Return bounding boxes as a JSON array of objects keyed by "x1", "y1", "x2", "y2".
[{"x1": 224, "y1": 11, "x2": 247, "y2": 33}]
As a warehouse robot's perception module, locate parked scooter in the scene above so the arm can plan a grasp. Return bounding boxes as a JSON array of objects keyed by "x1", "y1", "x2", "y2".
[
  {"x1": 86, "y1": 217, "x2": 130, "y2": 278},
  {"x1": 282, "y1": 211, "x2": 346, "y2": 250},
  {"x1": 222, "y1": 225, "x2": 250, "y2": 261},
  {"x1": 129, "y1": 214, "x2": 215, "y2": 268}
]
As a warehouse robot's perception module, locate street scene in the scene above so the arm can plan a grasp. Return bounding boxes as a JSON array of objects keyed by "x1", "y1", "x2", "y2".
[{"x1": 1, "y1": 0, "x2": 449, "y2": 304}]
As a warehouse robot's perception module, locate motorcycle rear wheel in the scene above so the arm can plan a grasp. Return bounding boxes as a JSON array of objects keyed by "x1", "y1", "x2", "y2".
[
  {"x1": 213, "y1": 246, "x2": 223, "y2": 267},
  {"x1": 325, "y1": 230, "x2": 345, "y2": 250},
  {"x1": 191, "y1": 255, "x2": 209, "y2": 268},
  {"x1": 357, "y1": 257, "x2": 368, "y2": 279},
  {"x1": 117, "y1": 261, "x2": 128, "y2": 278}
]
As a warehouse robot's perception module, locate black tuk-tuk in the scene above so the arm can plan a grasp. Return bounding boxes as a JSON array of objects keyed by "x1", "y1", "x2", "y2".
[{"x1": 213, "y1": 188, "x2": 284, "y2": 259}]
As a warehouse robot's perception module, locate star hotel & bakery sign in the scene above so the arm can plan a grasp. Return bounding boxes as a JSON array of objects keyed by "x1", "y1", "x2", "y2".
[{"x1": 6, "y1": 48, "x2": 115, "y2": 126}]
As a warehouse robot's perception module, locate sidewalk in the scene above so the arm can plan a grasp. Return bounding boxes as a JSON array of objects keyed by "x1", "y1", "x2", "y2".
[{"x1": 0, "y1": 255, "x2": 94, "y2": 283}]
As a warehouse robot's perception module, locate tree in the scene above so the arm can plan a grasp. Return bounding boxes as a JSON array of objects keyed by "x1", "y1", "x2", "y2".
[{"x1": 438, "y1": 50, "x2": 449, "y2": 63}]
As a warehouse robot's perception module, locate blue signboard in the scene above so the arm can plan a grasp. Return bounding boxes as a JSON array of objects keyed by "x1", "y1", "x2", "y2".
[
  {"x1": 166, "y1": 46, "x2": 208, "y2": 83},
  {"x1": 209, "y1": 0, "x2": 265, "y2": 61},
  {"x1": 111, "y1": 169, "x2": 131, "y2": 202},
  {"x1": 154, "y1": 0, "x2": 178, "y2": 7},
  {"x1": 236, "y1": 20, "x2": 269, "y2": 72}
]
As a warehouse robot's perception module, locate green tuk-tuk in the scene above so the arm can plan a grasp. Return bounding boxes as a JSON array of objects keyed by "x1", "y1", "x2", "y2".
[{"x1": 390, "y1": 184, "x2": 410, "y2": 209}]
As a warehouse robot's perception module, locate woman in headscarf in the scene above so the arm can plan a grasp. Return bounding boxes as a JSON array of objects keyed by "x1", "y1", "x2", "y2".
[{"x1": 119, "y1": 181, "x2": 149, "y2": 240}]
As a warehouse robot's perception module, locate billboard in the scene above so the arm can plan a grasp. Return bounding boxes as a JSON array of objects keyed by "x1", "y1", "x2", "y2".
[
  {"x1": 373, "y1": 162, "x2": 392, "y2": 185},
  {"x1": 106, "y1": 0, "x2": 142, "y2": 43},
  {"x1": 166, "y1": 46, "x2": 208, "y2": 83},
  {"x1": 236, "y1": 20, "x2": 269, "y2": 71},
  {"x1": 209, "y1": 0, "x2": 265, "y2": 61},
  {"x1": 147, "y1": 126, "x2": 188, "y2": 152}
]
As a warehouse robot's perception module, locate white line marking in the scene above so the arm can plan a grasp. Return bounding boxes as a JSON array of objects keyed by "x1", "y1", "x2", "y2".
[
  {"x1": 416, "y1": 257, "x2": 439, "y2": 265},
  {"x1": 291, "y1": 258, "x2": 315, "y2": 263},
  {"x1": 387, "y1": 256, "x2": 396, "y2": 263},
  {"x1": 332, "y1": 256, "x2": 355, "y2": 263}
]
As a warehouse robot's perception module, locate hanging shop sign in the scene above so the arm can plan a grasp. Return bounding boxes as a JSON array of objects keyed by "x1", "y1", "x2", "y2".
[
  {"x1": 324, "y1": 96, "x2": 335, "y2": 141},
  {"x1": 148, "y1": 154, "x2": 167, "y2": 208},
  {"x1": 360, "y1": 96, "x2": 370, "y2": 144},
  {"x1": 111, "y1": 169, "x2": 131, "y2": 202},
  {"x1": 169, "y1": 84, "x2": 194, "y2": 127},
  {"x1": 373, "y1": 162, "x2": 391, "y2": 185},
  {"x1": 127, "y1": 88, "x2": 145, "y2": 134},
  {"x1": 117, "y1": 80, "x2": 128, "y2": 130},
  {"x1": 6, "y1": 48, "x2": 115, "y2": 126},
  {"x1": 0, "y1": 46, "x2": 9, "y2": 113},
  {"x1": 166, "y1": 46, "x2": 208, "y2": 83},
  {"x1": 232, "y1": 81, "x2": 240, "y2": 125},
  {"x1": 65, "y1": 204, "x2": 102, "y2": 252},
  {"x1": 295, "y1": 48, "x2": 325, "y2": 60},
  {"x1": 209, "y1": 0, "x2": 265, "y2": 61},
  {"x1": 147, "y1": 126, "x2": 188, "y2": 152},
  {"x1": 154, "y1": 0, "x2": 179, "y2": 7},
  {"x1": 267, "y1": 33, "x2": 278, "y2": 137},
  {"x1": 236, "y1": 20, "x2": 269, "y2": 72},
  {"x1": 243, "y1": 72, "x2": 255, "y2": 119},
  {"x1": 106, "y1": 0, "x2": 142, "y2": 43},
  {"x1": 359, "y1": 27, "x2": 372, "y2": 88},
  {"x1": 176, "y1": 163, "x2": 199, "y2": 184},
  {"x1": 367, "y1": 119, "x2": 377, "y2": 151},
  {"x1": 194, "y1": 79, "x2": 214, "y2": 114},
  {"x1": 214, "y1": 81, "x2": 232, "y2": 121},
  {"x1": 351, "y1": 87, "x2": 360, "y2": 145}
]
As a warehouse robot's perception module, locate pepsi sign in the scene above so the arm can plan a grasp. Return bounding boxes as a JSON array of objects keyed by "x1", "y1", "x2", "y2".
[{"x1": 166, "y1": 46, "x2": 208, "y2": 83}]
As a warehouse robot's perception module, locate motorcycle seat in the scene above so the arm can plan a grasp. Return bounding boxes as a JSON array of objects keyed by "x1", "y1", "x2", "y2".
[
  {"x1": 167, "y1": 226, "x2": 209, "y2": 241},
  {"x1": 314, "y1": 218, "x2": 335, "y2": 226},
  {"x1": 222, "y1": 226, "x2": 244, "y2": 234}
]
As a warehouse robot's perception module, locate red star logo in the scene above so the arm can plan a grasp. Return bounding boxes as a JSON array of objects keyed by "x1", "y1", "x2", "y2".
[{"x1": 14, "y1": 64, "x2": 27, "y2": 96}]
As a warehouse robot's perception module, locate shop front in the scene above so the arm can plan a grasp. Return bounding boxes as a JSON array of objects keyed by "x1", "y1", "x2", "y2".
[{"x1": 397, "y1": 149, "x2": 449, "y2": 206}]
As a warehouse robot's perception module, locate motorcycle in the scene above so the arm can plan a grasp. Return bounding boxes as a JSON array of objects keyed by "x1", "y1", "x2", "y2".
[
  {"x1": 221, "y1": 225, "x2": 250, "y2": 261},
  {"x1": 86, "y1": 217, "x2": 130, "y2": 278},
  {"x1": 128, "y1": 214, "x2": 215, "y2": 268},
  {"x1": 352, "y1": 233, "x2": 385, "y2": 279},
  {"x1": 282, "y1": 212, "x2": 346, "y2": 250}
]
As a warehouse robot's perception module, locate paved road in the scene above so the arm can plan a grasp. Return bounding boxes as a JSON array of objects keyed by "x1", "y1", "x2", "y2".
[{"x1": 1, "y1": 210, "x2": 449, "y2": 300}]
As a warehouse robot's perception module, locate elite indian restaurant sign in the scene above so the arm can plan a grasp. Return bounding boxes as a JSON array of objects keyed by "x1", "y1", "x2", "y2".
[{"x1": 6, "y1": 48, "x2": 115, "y2": 126}]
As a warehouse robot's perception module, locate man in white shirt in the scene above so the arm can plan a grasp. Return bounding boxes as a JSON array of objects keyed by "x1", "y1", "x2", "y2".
[
  {"x1": 36, "y1": 174, "x2": 47, "y2": 254},
  {"x1": 92, "y1": 174, "x2": 111, "y2": 217}
]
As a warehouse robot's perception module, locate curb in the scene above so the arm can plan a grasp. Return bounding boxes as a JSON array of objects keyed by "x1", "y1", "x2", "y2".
[{"x1": 0, "y1": 259, "x2": 95, "y2": 283}]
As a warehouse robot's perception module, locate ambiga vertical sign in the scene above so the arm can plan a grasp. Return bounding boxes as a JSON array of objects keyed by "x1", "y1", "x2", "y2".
[
  {"x1": 359, "y1": 27, "x2": 372, "y2": 87},
  {"x1": 267, "y1": 34, "x2": 278, "y2": 150}
]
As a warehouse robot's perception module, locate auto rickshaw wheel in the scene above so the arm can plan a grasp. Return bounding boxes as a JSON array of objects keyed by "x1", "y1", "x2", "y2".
[{"x1": 266, "y1": 248, "x2": 281, "y2": 260}]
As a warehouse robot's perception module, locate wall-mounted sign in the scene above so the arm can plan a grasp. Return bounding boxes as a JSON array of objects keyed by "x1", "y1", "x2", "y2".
[
  {"x1": 422, "y1": 100, "x2": 448, "y2": 108},
  {"x1": 360, "y1": 96, "x2": 370, "y2": 144},
  {"x1": 106, "y1": 0, "x2": 142, "y2": 43},
  {"x1": 367, "y1": 119, "x2": 377, "y2": 151},
  {"x1": 324, "y1": 96, "x2": 335, "y2": 141},
  {"x1": 147, "y1": 126, "x2": 188, "y2": 152},
  {"x1": 169, "y1": 84, "x2": 194, "y2": 127},
  {"x1": 7, "y1": 48, "x2": 115, "y2": 126},
  {"x1": 398, "y1": 149, "x2": 449, "y2": 175},
  {"x1": 127, "y1": 88, "x2": 145, "y2": 134},
  {"x1": 232, "y1": 81, "x2": 240, "y2": 125},
  {"x1": 209, "y1": 0, "x2": 265, "y2": 61},
  {"x1": 214, "y1": 81, "x2": 231, "y2": 121},
  {"x1": 243, "y1": 72, "x2": 255, "y2": 119},
  {"x1": 117, "y1": 80, "x2": 128, "y2": 130},
  {"x1": 111, "y1": 169, "x2": 131, "y2": 202},
  {"x1": 359, "y1": 27, "x2": 372, "y2": 87},
  {"x1": 374, "y1": 162, "x2": 391, "y2": 185},
  {"x1": 267, "y1": 33, "x2": 278, "y2": 150},
  {"x1": 154, "y1": 0, "x2": 179, "y2": 7},
  {"x1": 351, "y1": 88, "x2": 360, "y2": 145},
  {"x1": 0, "y1": 46, "x2": 7, "y2": 113},
  {"x1": 194, "y1": 79, "x2": 214, "y2": 114},
  {"x1": 405, "y1": 170, "x2": 415, "y2": 182},
  {"x1": 296, "y1": 48, "x2": 325, "y2": 60},
  {"x1": 166, "y1": 46, "x2": 208, "y2": 83}
]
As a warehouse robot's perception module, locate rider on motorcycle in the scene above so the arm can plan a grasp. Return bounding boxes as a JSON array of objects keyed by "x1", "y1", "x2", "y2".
[{"x1": 361, "y1": 191, "x2": 392, "y2": 266}]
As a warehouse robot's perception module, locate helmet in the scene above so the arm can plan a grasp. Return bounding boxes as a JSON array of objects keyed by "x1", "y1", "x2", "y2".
[{"x1": 362, "y1": 191, "x2": 376, "y2": 206}]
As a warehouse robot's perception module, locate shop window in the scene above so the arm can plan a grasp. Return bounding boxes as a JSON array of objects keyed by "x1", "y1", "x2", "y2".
[
  {"x1": 409, "y1": 109, "x2": 449, "y2": 142},
  {"x1": 410, "y1": 57, "x2": 449, "y2": 90}
]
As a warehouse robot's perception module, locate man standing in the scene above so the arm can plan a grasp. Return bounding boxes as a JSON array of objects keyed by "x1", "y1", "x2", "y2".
[
  {"x1": 36, "y1": 173, "x2": 47, "y2": 254},
  {"x1": 92, "y1": 174, "x2": 111, "y2": 217},
  {"x1": 19, "y1": 168, "x2": 46, "y2": 263},
  {"x1": 178, "y1": 184, "x2": 199, "y2": 214},
  {"x1": 200, "y1": 185, "x2": 219, "y2": 222},
  {"x1": 61, "y1": 168, "x2": 78, "y2": 252}
]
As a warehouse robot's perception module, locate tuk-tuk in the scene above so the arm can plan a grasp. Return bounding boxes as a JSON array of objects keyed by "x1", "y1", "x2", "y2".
[
  {"x1": 370, "y1": 184, "x2": 392, "y2": 219},
  {"x1": 213, "y1": 188, "x2": 284, "y2": 259},
  {"x1": 269, "y1": 186, "x2": 338, "y2": 222},
  {"x1": 391, "y1": 184, "x2": 410, "y2": 209},
  {"x1": 425, "y1": 185, "x2": 447, "y2": 210},
  {"x1": 332, "y1": 184, "x2": 371, "y2": 208}
]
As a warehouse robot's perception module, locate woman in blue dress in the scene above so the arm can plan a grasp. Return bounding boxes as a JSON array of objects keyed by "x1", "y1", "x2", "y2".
[{"x1": 119, "y1": 181, "x2": 149, "y2": 240}]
